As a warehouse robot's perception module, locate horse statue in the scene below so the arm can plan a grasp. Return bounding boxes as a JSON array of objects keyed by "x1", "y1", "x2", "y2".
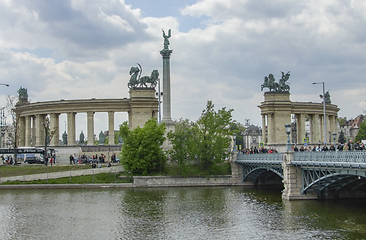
[
  {"x1": 139, "y1": 70, "x2": 159, "y2": 88},
  {"x1": 261, "y1": 74, "x2": 277, "y2": 92},
  {"x1": 261, "y1": 71, "x2": 290, "y2": 92},
  {"x1": 128, "y1": 65, "x2": 141, "y2": 89}
]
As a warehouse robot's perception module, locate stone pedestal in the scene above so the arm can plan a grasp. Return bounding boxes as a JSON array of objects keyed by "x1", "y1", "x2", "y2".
[{"x1": 128, "y1": 88, "x2": 158, "y2": 129}]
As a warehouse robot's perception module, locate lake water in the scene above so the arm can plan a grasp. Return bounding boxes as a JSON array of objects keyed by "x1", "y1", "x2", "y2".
[{"x1": 0, "y1": 186, "x2": 365, "y2": 240}]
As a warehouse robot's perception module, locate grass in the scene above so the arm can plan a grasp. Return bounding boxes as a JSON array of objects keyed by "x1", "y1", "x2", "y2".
[
  {"x1": 2, "y1": 172, "x2": 132, "y2": 185},
  {"x1": 0, "y1": 164, "x2": 108, "y2": 178}
]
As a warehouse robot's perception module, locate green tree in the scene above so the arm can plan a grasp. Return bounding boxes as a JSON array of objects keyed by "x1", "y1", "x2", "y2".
[
  {"x1": 355, "y1": 120, "x2": 366, "y2": 142},
  {"x1": 167, "y1": 118, "x2": 197, "y2": 175},
  {"x1": 338, "y1": 130, "x2": 346, "y2": 144},
  {"x1": 169, "y1": 101, "x2": 234, "y2": 174},
  {"x1": 119, "y1": 118, "x2": 166, "y2": 175}
]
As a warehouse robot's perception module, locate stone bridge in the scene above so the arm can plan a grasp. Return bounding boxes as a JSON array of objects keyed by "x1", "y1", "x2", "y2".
[{"x1": 233, "y1": 151, "x2": 366, "y2": 200}]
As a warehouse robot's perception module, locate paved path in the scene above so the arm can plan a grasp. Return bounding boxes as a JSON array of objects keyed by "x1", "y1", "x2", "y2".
[{"x1": 0, "y1": 165, "x2": 124, "y2": 183}]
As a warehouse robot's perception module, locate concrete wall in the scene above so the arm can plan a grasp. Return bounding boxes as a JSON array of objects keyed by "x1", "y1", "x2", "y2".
[{"x1": 133, "y1": 175, "x2": 234, "y2": 187}]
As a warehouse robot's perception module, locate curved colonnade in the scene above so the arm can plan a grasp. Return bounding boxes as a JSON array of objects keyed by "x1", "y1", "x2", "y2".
[
  {"x1": 259, "y1": 92, "x2": 339, "y2": 149},
  {"x1": 15, "y1": 89, "x2": 158, "y2": 147}
]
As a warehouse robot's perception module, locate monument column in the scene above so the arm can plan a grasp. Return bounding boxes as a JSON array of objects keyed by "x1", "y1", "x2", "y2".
[
  {"x1": 296, "y1": 113, "x2": 305, "y2": 145},
  {"x1": 267, "y1": 113, "x2": 273, "y2": 144},
  {"x1": 32, "y1": 116, "x2": 36, "y2": 146},
  {"x1": 18, "y1": 116, "x2": 25, "y2": 147},
  {"x1": 262, "y1": 114, "x2": 266, "y2": 144},
  {"x1": 312, "y1": 114, "x2": 320, "y2": 144},
  {"x1": 25, "y1": 115, "x2": 32, "y2": 147},
  {"x1": 160, "y1": 29, "x2": 175, "y2": 132},
  {"x1": 87, "y1": 111, "x2": 95, "y2": 145},
  {"x1": 67, "y1": 112, "x2": 76, "y2": 145},
  {"x1": 108, "y1": 111, "x2": 114, "y2": 145},
  {"x1": 50, "y1": 113, "x2": 60, "y2": 146},
  {"x1": 35, "y1": 114, "x2": 45, "y2": 146}
]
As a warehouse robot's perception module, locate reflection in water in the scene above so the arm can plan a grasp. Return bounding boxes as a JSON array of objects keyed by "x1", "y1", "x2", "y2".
[{"x1": 0, "y1": 187, "x2": 365, "y2": 239}]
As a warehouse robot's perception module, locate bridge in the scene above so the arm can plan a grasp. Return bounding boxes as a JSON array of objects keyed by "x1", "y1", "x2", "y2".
[{"x1": 233, "y1": 151, "x2": 366, "y2": 200}]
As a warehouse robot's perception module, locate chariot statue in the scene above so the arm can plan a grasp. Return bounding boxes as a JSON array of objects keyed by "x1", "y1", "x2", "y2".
[
  {"x1": 128, "y1": 63, "x2": 159, "y2": 89},
  {"x1": 261, "y1": 71, "x2": 290, "y2": 93}
]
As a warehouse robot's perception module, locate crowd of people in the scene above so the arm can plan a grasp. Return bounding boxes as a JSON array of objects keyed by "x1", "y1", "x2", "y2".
[{"x1": 239, "y1": 140, "x2": 365, "y2": 154}]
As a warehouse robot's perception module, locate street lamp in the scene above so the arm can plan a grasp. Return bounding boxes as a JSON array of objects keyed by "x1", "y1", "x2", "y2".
[
  {"x1": 332, "y1": 132, "x2": 337, "y2": 146},
  {"x1": 285, "y1": 124, "x2": 292, "y2": 151},
  {"x1": 312, "y1": 82, "x2": 327, "y2": 144},
  {"x1": 233, "y1": 133, "x2": 237, "y2": 153},
  {"x1": 0, "y1": 83, "x2": 9, "y2": 87}
]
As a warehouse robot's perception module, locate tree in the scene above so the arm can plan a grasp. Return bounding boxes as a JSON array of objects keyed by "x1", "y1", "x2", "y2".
[
  {"x1": 119, "y1": 118, "x2": 166, "y2": 175},
  {"x1": 355, "y1": 120, "x2": 366, "y2": 142},
  {"x1": 168, "y1": 101, "x2": 234, "y2": 174},
  {"x1": 42, "y1": 116, "x2": 57, "y2": 164},
  {"x1": 5, "y1": 95, "x2": 20, "y2": 163},
  {"x1": 167, "y1": 118, "x2": 197, "y2": 175},
  {"x1": 338, "y1": 130, "x2": 346, "y2": 144}
]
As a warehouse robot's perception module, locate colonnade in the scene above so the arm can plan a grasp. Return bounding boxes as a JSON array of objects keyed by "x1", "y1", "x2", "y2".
[
  {"x1": 15, "y1": 89, "x2": 158, "y2": 147},
  {"x1": 259, "y1": 92, "x2": 340, "y2": 148}
]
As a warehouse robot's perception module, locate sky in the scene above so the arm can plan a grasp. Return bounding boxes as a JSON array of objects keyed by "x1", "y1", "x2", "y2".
[{"x1": 0, "y1": 0, "x2": 366, "y2": 140}]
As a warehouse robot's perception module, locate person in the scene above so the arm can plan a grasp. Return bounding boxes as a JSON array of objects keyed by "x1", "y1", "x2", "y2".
[
  {"x1": 343, "y1": 143, "x2": 349, "y2": 151},
  {"x1": 299, "y1": 146, "x2": 305, "y2": 152},
  {"x1": 293, "y1": 145, "x2": 299, "y2": 152},
  {"x1": 329, "y1": 144, "x2": 336, "y2": 151},
  {"x1": 69, "y1": 155, "x2": 74, "y2": 165},
  {"x1": 337, "y1": 143, "x2": 343, "y2": 151},
  {"x1": 316, "y1": 144, "x2": 322, "y2": 151},
  {"x1": 92, "y1": 162, "x2": 96, "y2": 168},
  {"x1": 322, "y1": 144, "x2": 328, "y2": 151}
]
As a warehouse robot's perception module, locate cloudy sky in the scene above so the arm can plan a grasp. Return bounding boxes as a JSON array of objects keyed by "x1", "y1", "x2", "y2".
[{"x1": 1, "y1": 0, "x2": 365, "y2": 139}]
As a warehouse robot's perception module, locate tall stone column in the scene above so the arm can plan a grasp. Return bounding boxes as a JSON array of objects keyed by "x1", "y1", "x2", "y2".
[
  {"x1": 32, "y1": 116, "x2": 36, "y2": 146},
  {"x1": 108, "y1": 111, "x2": 114, "y2": 145},
  {"x1": 312, "y1": 114, "x2": 320, "y2": 144},
  {"x1": 35, "y1": 114, "x2": 45, "y2": 146},
  {"x1": 262, "y1": 114, "x2": 266, "y2": 144},
  {"x1": 267, "y1": 113, "x2": 273, "y2": 144},
  {"x1": 67, "y1": 112, "x2": 76, "y2": 145},
  {"x1": 87, "y1": 111, "x2": 94, "y2": 145},
  {"x1": 18, "y1": 116, "x2": 25, "y2": 147},
  {"x1": 25, "y1": 115, "x2": 32, "y2": 147},
  {"x1": 160, "y1": 47, "x2": 173, "y2": 122},
  {"x1": 296, "y1": 113, "x2": 305, "y2": 144},
  {"x1": 50, "y1": 113, "x2": 60, "y2": 146}
]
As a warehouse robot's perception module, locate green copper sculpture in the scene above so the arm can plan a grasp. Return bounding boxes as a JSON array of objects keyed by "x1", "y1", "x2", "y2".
[
  {"x1": 162, "y1": 29, "x2": 171, "y2": 49},
  {"x1": 324, "y1": 91, "x2": 331, "y2": 103},
  {"x1": 261, "y1": 71, "x2": 291, "y2": 93},
  {"x1": 128, "y1": 63, "x2": 159, "y2": 89}
]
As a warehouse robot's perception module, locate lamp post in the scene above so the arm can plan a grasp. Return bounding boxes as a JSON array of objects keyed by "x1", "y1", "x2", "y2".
[
  {"x1": 0, "y1": 83, "x2": 9, "y2": 87},
  {"x1": 312, "y1": 82, "x2": 327, "y2": 144},
  {"x1": 332, "y1": 132, "x2": 337, "y2": 146},
  {"x1": 285, "y1": 124, "x2": 292, "y2": 151},
  {"x1": 233, "y1": 133, "x2": 237, "y2": 153}
]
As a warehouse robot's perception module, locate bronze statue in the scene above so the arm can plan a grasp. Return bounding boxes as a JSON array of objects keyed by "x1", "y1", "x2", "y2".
[
  {"x1": 162, "y1": 29, "x2": 171, "y2": 49},
  {"x1": 128, "y1": 63, "x2": 159, "y2": 89},
  {"x1": 261, "y1": 71, "x2": 290, "y2": 93},
  {"x1": 324, "y1": 91, "x2": 331, "y2": 103}
]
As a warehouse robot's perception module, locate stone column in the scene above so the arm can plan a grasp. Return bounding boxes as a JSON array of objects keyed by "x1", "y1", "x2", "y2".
[
  {"x1": 160, "y1": 46, "x2": 173, "y2": 123},
  {"x1": 108, "y1": 111, "x2": 114, "y2": 145},
  {"x1": 35, "y1": 114, "x2": 45, "y2": 146},
  {"x1": 262, "y1": 114, "x2": 266, "y2": 144},
  {"x1": 296, "y1": 113, "x2": 305, "y2": 145},
  {"x1": 312, "y1": 114, "x2": 320, "y2": 144},
  {"x1": 18, "y1": 116, "x2": 25, "y2": 147},
  {"x1": 320, "y1": 116, "x2": 324, "y2": 144},
  {"x1": 267, "y1": 113, "x2": 273, "y2": 144},
  {"x1": 25, "y1": 115, "x2": 32, "y2": 147},
  {"x1": 49, "y1": 113, "x2": 60, "y2": 146},
  {"x1": 87, "y1": 111, "x2": 94, "y2": 145},
  {"x1": 67, "y1": 112, "x2": 76, "y2": 145},
  {"x1": 32, "y1": 116, "x2": 36, "y2": 146}
]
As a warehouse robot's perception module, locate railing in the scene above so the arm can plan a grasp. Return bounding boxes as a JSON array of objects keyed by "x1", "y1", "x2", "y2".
[
  {"x1": 236, "y1": 153, "x2": 284, "y2": 162},
  {"x1": 294, "y1": 151, "x2": 366, "y2": 163}
]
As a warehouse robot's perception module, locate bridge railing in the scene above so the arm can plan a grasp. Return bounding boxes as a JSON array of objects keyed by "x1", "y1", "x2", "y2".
[
  {"x1": 236, "y1": 153, "x2": 284, "y2": 162},
  {"x1": 294, "y1": 151, "x2": 366, "y2": 163}
]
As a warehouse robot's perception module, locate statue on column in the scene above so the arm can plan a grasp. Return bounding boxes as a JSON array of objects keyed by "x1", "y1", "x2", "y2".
[
  {"x1": 162, "y1": 29, "x2": 171, "y2": 49},
  {"x1": 261, "y1": 71, "x2": 290, "y2": 93},
  {"x1": 17, "y1": 87, "x2": 28, "y2": 105},
  {"x1": 128, "y1": 63, "x2": 159, "y2": 89},
  {"x1": 323, "y1": 91, "x2": 331, "y2": 104}
]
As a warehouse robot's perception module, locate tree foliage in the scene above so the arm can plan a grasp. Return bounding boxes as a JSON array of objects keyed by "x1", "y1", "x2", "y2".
[
  {"x1": 355, "y1": 120, "x2": 366, "y2": 142},
  {"x1": 119, "y1": 118, "x2": 166, "y2": 175},
  {"x1": 338, "y1": 130, "x2": 346, "y2": 144},
  {"x1": 168, "y1": 101, "x2": 234, "y2": 174}
]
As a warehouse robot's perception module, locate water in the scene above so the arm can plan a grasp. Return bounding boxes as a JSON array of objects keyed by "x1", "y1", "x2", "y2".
[{"x1": 0, "y1": 186, "x2": 365, "y2": 240}]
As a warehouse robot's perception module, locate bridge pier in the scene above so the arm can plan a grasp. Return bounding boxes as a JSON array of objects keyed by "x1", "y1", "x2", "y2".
[
  {"x1": 231, "y1": 153, "x2": 244, "y2": 185},
  {"x1": 282, "y1": 151, "x2": 317, "y2": 200}
]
